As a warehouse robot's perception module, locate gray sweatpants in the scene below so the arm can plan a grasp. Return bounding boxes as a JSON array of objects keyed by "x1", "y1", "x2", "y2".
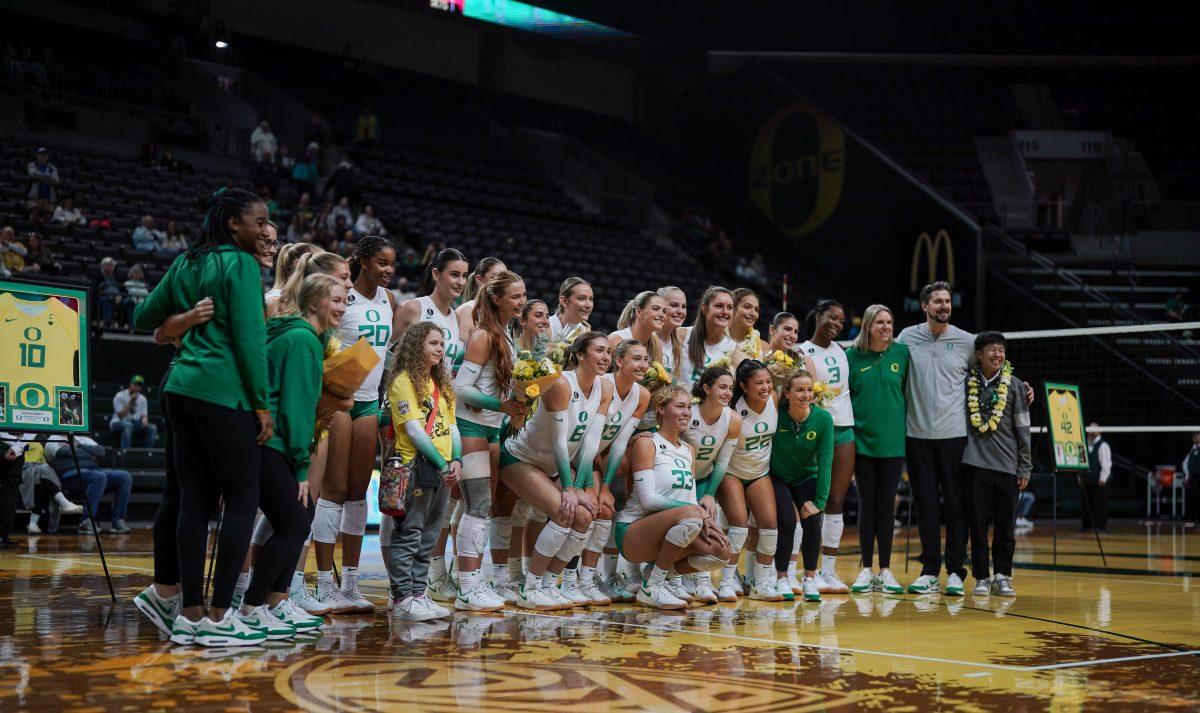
[{"x1": 387, "y1": 484, "x2": 450, "y2": 599}]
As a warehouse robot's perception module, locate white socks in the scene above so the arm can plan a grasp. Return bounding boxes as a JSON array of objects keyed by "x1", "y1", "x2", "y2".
[
  {"x1": 647, "y1": 566, "x2": 668, "y2": 587},
  {"x1": 53, "y1": 491, "x2": 74, "y2": 509},
  {"x1": 342, "y1": 566, "x2": 359, "y2": 591},
  {"x1": 429, "y1": 556, "x2": 447, "y2": 581},
  {"x1": 821, "y1": 555, "x2": 837, "y2": 576},
  {"x1": 317, "y1": 569, "x2": 335, "y2": 593},
  {"x1": 234, "y1": 570, "x2": 252, "y2": 598},
  {"x1": 289, "y1": 571, "x2": 305, "y2": 595}
]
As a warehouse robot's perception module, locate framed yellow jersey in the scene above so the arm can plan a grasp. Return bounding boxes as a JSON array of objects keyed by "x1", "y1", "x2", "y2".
[
  {"x1": 0, "y1": 279, "x2": 90, "y2": 433},
  {"x1": 1044, "y1": 382, "x2": 1088, "y2": 470}
]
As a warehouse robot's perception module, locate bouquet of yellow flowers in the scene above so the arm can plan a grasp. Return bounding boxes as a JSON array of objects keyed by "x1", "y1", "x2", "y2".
[
  {"x1": 709, "y1": 353, "x2": 732, "y2": 371},
  {"x1": 764, "y1": 349, "x2": 797, "y2": 388},
  {"x1": 639, "y1": 361, "x2": 672, "y2": 393},
  {"x1": 812, "y1": 380, "x2": 840, "y2": 409},
  {"x1": 738, "y1": 329, "x2": 764, "y2": 359},
  {"x1": 510, "y1": 350, "x2": 561, "y2": 430},
  {"x1": 544, "y1": 322, "x2": 586, "y2": 366}
]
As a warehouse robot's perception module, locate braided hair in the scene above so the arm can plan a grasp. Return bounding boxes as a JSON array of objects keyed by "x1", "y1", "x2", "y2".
[
  {"x1": 349, "y1": 234, "x2": 395, "y2": 282},
  {"x1": 191, "y1": 187, "x2": 264, "y2": 259}
]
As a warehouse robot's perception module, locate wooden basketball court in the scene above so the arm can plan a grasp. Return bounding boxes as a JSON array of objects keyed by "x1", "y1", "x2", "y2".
[{"x1": 1, "y1": 523, "x2": 1197, "y2": 711}]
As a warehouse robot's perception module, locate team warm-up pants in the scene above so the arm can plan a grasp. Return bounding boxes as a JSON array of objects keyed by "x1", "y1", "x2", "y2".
[
  {"x1": 906, "y1": 436, "x2": 968, "y2": 579},
  {"x1": 771, "y1": 476, "x2": 823, "y2": 573},
  {"x1": 244, "y1": 447, "x2": 314, "y2": 607}
]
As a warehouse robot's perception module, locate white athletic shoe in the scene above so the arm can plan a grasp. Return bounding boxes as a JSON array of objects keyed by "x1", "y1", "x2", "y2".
[
  {"x1": 1015, "y1": 517, "x2": 1034, "y2": 529},
  {"x1": 272, "y1": 599, "x2": 325, "y2": 632},
  {"x1": 817, "y1": 570, "x2": 849, "y2": 594},
  {"x1": 133, "y1": 584, "x2": 180, "y2": 637},
  {"x1": 682, "y1": 574, "x2": 699, "y2": 597},
  {"x1": 973, "y1": 578, "x2": 992, "y2": 596},
  {"x1": 636, "y1": 582, "x2": 687, "y2": 610},
  {"x1": 666, "y1": 576, "x2": 694, "y2": 603},
  {"x1": 945, "y1": 573, "x2": 966, "y2": 597},
  {"x1": 415, "y1": 593, "x2": 452, "y2": 619},
  {"x1": 456, "y1": 583, "x2": 505, "y2": 612},
  {"x1": 494, "y1": 580, "x2": 520, "y2": 605},
  {"x1": 315, "y1": 587, "x2": 359, "y2": 614},
  {"x1": 237, "y1": 605, "x2": 297, "y2": 640},
  {"x1": 750, "y1": 577, "x2": 783, "y2": 602},
  {"x1": 801, "y1": 576, "x2": 821, "y2": 602},
  {"x1": 877, "y1": 569, "x2": 903, "y2": 594},
  {"x1": 291, "y1": 588, "x2": 334, "y2": 616},
  {"x1": 427, "y1": 575, "x2": 458, "y2": 603},
  {"x1": 393, "y1": 595, "x2": 438, "y2": 622},
  {"x1": 619, "y1": 571, "x2": 641, "y2": 599},
  {"x1": 545, "y1": 586, "x2": 574, "y2": 609},
  {"x1": 717, "y1": 577, "x2": 740, "y2": 603},
  {"x1": 991, "y1": 574, "x2": 1016, "y2": 597},
  {"x1": 774, "y1": 575, "x2": 795, "y2": 602},
  {"x1": 693, "y1": 576, "x2": 719, "y2": 605},
  {"x1": 340, "y1": 582, "x2": 376, "y2": 614},
  {"x1": 194, "y1": 612, "x2": 267, "y2": 647},
  {"x1": 516, "y1": 585, "x2": 559, "y2": 611},
  {"x1": 26, "y1": 520, "x2": 41, "y2": 534},
  {"x1": 169, "y1": 614, "x2": 200, "y2": 645},
  {"x1": 787, "y1": 573, "x2": 803, "y2": 595},
  {"x1": 578, "y1": 578, "x2": 612, "y2": 606},
  {"x1": 59, "y1": 500, "x2": 84, "y2": 515},
  {"x1": 849, "y1": 568, "x2": 875, "y2": 593},
  {"x1": 906, "y1": 574, "x2": 941, "y2": 594},
  {"x1": 605, "y1": 575, "x2": 635, "y2": 603}
]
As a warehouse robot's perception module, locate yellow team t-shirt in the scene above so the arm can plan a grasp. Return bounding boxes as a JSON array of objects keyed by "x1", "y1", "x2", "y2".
[
  {"x1": 0, "y1": 293, "x2": 80, "y2": 410},
  {"x1": 389, "y1": 372, "x2": 455, "y2": 464}
]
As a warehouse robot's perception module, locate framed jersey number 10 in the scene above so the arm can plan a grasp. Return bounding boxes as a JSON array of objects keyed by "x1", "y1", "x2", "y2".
[{"x1": 0, "y1": 278, "x2": 90, "y2": 434}]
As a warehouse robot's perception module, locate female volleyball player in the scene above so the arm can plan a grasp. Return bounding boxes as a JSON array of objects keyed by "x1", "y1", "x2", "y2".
[
  {"x1": 615, "y1": 386, "x2": 731, "y2": 610},
  {"x1": 133, "y1": 187, "x2": 274, "y2": 647},
  {"x1": 549, "y1": 276, "x2": 593, "y2": 340},
  {"x1": 452, "y1": 271, "x2": 528, "y2": 611},
  {"x1": 655, "y1": 286, "x2": 687, "y2": 377},
  {"x1": 500, "y1": 333, "x2": 612, "y2": 610},
  {"x1": 265, "y1": 243, "x2": 322, "y2": 315},
  {"x1": 729, "y1": 288, "x2": 768, "y2": 360},
  {"x1": 610, "y1": 291, "x2": 666, "y2": 367},
  {"x1": 675, "y1": 286, "x2": 736, "y2": 386},
  {"x1": 456, "y1": 256, "x2": 506, "y2": 334},
  {"x1": 799, "y1": 299, "x2": 855, "y2": 594}
]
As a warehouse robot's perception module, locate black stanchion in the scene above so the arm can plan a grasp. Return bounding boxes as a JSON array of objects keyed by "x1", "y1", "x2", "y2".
[{"x1": 67, "y1": 434, "x2": 116, "y2": 603}]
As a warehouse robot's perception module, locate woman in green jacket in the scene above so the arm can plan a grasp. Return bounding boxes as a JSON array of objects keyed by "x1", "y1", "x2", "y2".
[
  {"x1": 235, "y1": 273, "x2": 347, "y2": 638},
  {"x1": 845, "y1": 304, "x2": 910, "y2": 595},
  {"x1": 770, "y1": 370, "x2": 834, "y2": 603},
  {"x1": 133, "y1": 187, "x2": 275, "y2": 647}
]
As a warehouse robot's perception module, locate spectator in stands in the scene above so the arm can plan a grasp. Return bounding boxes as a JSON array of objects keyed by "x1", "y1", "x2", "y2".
[
  {"x1": 294, "y1": 192, "x2": 315, "y2": 227},
  {"x1": 354, "y1": 107, "x2": 381, "y2": 147},
  {"x1": 258, "y1": 186, "x2": 280, "y2": 215},
  {"x1": 394, "y1": 275, "x2": 416, "y2": 302},
  {"x1": 285, "y1": 213, "x2": 306, "y2": 244},
  {"x1": 322, "y1": 159, "x2": 364, "y2": 206},
  {"x1": 52, "y1": 197, "x2": 86, "y2": 225},
  {"x1": 255, "y1": 156, "x2": 280, "y2": 196},
  {"x1": 161, "y1": 147, "x2": 193, "y2": 175},
  {"x1": 110, "y1": 375, "x2": 158, "y2": 449},
  {"x1": 89, "y1": 214, "x2": 112, "y2": 230},
  {"x1": 133, "y1": 215, "x2": 165, "y2": 252},
  {"x1": 328, "y1": 215, "x2": 350, "y2": 247},
  {"x1": 331, "y1": 196, "x2": 353, "y2": 228},
  {"x1": 21, "y1": 437, "x2": 83, "y2": 534},
  {"x1": 1183, "y1": 432, "x2": 1200, "y2": 525},
  {"x1": 399, "y1": 247, "x2": 422, "y2": 278},
  {"x1": 20, "y1": 233, "x2": 60, "y2": 274},
  {"x1": 1080, "y1": 423, "x2": 1111, "y2": 532},
  {"x1": 97, "y1": 257, "x2": 125, "y2": 329},
  {"x1": 250, "y1": 120, "x2": 278, "y2": 162},
  {"x1": 1, "y1": 226, "x2": 28, "y2": 276},
  {"x1": 291, "y1": 143, "x2": 319, "y2": 192},
  {"x1": 123, "y1": 264, "x2": 150, "y2": 327},
  {"x1": 44, "y1": 435, "x2": 133, "y2": 535},
  {"x1": 354, "y1": 204, "x2": 385, "y2": 237},
  {"x1": 1016, "y1": 488, "x2": 1035, "y2": 530},
  {"x1": 161, "y1": 220, "x2": 188, "y2": 253},
  {"x1": 1165, "y1": 289, "x2": 1189, "y2": 322},
  {"x1": 26, "y1": 147, "x2": 59, "y2": 213}
]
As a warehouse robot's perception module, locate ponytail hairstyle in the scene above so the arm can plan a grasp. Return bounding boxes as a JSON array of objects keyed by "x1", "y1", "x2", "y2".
[
  {"x1": 565, "y1": 331, "x2": 609, "y2": 371},
  {"x1": 650, "y1": 384, "x2": 689, "y2": 427},
  {"x1": 463, "y1": 256, "x2": 505, "y2": 303},
  {"x1": 192, "y1": 187, "x2": 264, "y2": 258},
  {"x1": 417, "y1": 247, "x2": 468, "y2": 296},
  {"x1": 349, "y1": 234, "x2": 395, "y2": 282},
  {"x1": 691, "y1": 366, "x2": 732, "y2": 402},
  {"x1": 272, "y1": 242, "x2": 323, "y2": 292},
  {"x1": 730, "y1": 358, "x2": 768, "y2": 405},
  {"x1": 616, "y1": 291, "x2": 663, "y2": 365},
  {"x1": 513, "y1": 298, "x2": 548, "y2": 348},
  {"x1": 612, "y1": 338, "x2": 645, "y2": 374},
  {"x1": 471, "y1": 270, "x2": 523, "y2": 387},
  {"x1": 278, "y1": 252, "x2": 348, "y2": 316},
  {"x1": 296, "y1": 273, "x2": 342, "y2": 321},
  {"x1": 686, "y1": 286, "x2": 732, "y2": 374},
  {"x1": 391, "y1": 321, "x2": 454, "y2": 416},
  {"x1": 657, "y1": 285, "x2": 686, "y2": 372},
  {"x1": 556, "y1": 276, "x2": 591, "y2": 319},
  {"x1": 802, "y1": 298, "x2": 844, "y2": 342}
]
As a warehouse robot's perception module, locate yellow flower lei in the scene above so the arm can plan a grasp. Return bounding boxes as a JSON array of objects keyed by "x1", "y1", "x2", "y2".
[
  {"x1": 967, "y1": 361, "x2": 1014, "y2": 433},
  {"x1": 739, "y1": 329, "x2": 763, "y2": 359}
]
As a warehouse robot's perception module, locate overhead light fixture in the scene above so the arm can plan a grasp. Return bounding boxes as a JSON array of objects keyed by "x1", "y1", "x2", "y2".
[{"x1": 214, "y1": 40, "x2": 229, "y2": 49}]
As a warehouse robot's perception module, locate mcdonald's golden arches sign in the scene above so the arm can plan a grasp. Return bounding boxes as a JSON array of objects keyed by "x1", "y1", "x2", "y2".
[{"x1": 910, "y1": 229, "x2": 956, "y2": 292}]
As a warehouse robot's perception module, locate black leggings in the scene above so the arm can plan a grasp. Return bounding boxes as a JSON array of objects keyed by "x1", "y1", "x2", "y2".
[
  {"x1": 152, "y1": 375, "x2": 186, "y2": 587},
  {"x1": 855, "y1": 455, "x2": 904, "y2": 568},
  {"x1": 772, "y1": 476, "x2": 823, "y2": 573},
  {"x1": 245, "y1": 447, "x2": 314, "y2": 607},
  {"x1": 167, "y1": 393, "x2": 261, "y2": 609}
]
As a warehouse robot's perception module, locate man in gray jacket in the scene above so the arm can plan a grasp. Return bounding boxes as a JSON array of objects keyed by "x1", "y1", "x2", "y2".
[{"x1": 963, "y1": 332, "x2": 1031, "y2": 598}]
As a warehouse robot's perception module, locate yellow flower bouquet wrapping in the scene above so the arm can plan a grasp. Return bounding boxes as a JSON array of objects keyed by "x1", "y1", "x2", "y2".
[
  {"x1": 639, "y1": 360, "x2": 672, "y2": 393},
  {"x1": 739, "y1": 329, "x2": 763, "y2": 359},
  {"x1": 510, "y1": 349, "x2": 561, "y2": 431},
  {"x1": 812, "y1": 380, "x2": 840, "y2": 409},
  {"x1": 322, "y1": 337, "x2": 381, "y2": 399},
  {"x1": 765, "y1": 349, "x2": 797, "y2": 388}
]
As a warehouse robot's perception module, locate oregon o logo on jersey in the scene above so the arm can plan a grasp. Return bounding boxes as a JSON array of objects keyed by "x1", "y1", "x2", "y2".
[
  {"x1": 806, "y1": 430, "x2": 817, "y2": 441},
  {"x1": 749, "y1": 101, "x2": 844, "y2": 238},
  {"x1": 753, "y1": 421, "x2": 769, "y2": 434}
]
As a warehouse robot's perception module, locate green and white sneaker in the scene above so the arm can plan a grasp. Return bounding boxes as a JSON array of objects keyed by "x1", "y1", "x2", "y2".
[
  {"x1": 944, "y1": 574, "x2": 965, "y2": 596},
  {"x1": 877, "y1": 569, "x2": 904, "y2": 594},
  {"x1": 194, "y1": 612, "x2": 268, "y2": 647},
  {"x1": 801, "y1": 576, "x2": 821, "y2": 602},
  {"x1": 236, "y1": 605, "x2": 297, "y2": 640},
  {"x1": 272, "y1": 599, "x2": 326, "y2": 633},
  {"x1": 849, "y1": 568, "x2": 874, "y2": 593},
  {"x1": 133, "y1": 585, "x2": 180, "y2": 637},
  {"x1": 906, "y1": 574, "x2": 941, "y2": 594},
  {"x1": 169, "y1": 614, "x2": 200, "y2": 645},
  {"x1": 774, "y1": 574, "x2": 795, "y2": 602}
]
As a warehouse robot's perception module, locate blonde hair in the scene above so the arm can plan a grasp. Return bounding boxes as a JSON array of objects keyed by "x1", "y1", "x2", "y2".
[
  {"x1": 615, "y1": 291, "x2": 663, "y2": 365},
  {"x1": 272, "y1": 242, "x2": 323, "y2": 292},
  {"x1": 651, "y1": 385, "x2": 689, "y2": 426},
  {"x1": 278, "y1": 252, "x2": 348, "y2": 316},
  {"x1": 297, "y1": 273, "x2": 342, "y2": 317},
  {"x1": 852, "y1": 304, "x2": 894, "y2": 352},
  {"x1": 657, "y1": 285, "x2": 686, "y2": 373},
  {"x1": 556, "y1": 276, "x2": 591, "y2": 319}
]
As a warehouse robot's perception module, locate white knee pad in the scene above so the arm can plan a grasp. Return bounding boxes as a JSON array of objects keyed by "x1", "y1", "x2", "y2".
[
  {"x1": 556, "y1": 526, "x2": 590, "y2": 562},
  {"x1": 534, "y1": 520, "x2": 571, "y2": 559},
  {"x1": 717, "y1": 504, "x2": 729, "y2": 530},
  {"x1": 665, "y1": 517, "x2": 703, "y2": 548},
  {"x1": 450, "y1": 498, "x2": 465, "y2": 528},
  {"x1": 727, "y1": 526, "x2": 749, "y2": 555},
  {"x1": 379, "y1": 514, "x2": 394, "y2": 545},
  {"x1": 457, "y1": 513, "x2": 489, "y2": 558},
  {"x1": 586, "y1": 519, "x2": 612, "y2": 555},
  {"x1": 250, "y1": 511, "x2": 273, "y2": 547},
  {"x1": 687, "y1": 553, "x2": 726, "y2": 572},
  {"x1": 312, "y1": 498, "x2": 343, "y2": 544},
  {"x1": 756, "y1": 528, "x2": 778, "y2": 556},
  {"x1": 511, "y1": 500, "x2": 531, "y2": 527},
  {"x1": 341, "y1": 499, "x2": 368, "y2": 537},
  {"x1": 461, "y1": 451, "x2": 491, "y2": 481},
  {"x1": 793, "y1": 522, "x2": 803, "y2": 555},
  {"x1": 527, "y1": 506, "x2": 548, "y2": 524},
  {"x1": 489, "y1": 516, "x2": 513, "y2": 550},
  {"x1": 822, "y1": 513, "x2": 844, "y2": 549}
]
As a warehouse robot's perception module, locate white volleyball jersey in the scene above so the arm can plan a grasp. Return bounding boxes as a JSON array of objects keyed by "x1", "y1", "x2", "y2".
[
  {"x1": 799, "y1": 340, "x2": 854, "y2": 427},
  {"x1": 599, "y1": 374, "x2": 642, "y2": 455},
  {"x1": 458, "y1": 336, "x2": 515, "y2": 428},
  {"x1": 416, "y1": 295, "x2": 465, "y2": 374},
  {"x1": 549, "y1": 314, "x2": 587, "y2": 342},
  {"x1": 618, "y1": 432, "x2": 697, "y2": 524},
  {"x1": 674, "y1": 326, "x2": 738, "y2": 386},
  {"x1": 727, "y1": 396, "x2": 778, "y2": 480},
  {"x1": 505, "y1": 370, "x2": 601, "y2": 475},
  {"x1": 684, "y1": 403, "x2": 732, "y2": 480},
  {"x1": 335, "y1": 286, "x2": 393, "y2": 401}
]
